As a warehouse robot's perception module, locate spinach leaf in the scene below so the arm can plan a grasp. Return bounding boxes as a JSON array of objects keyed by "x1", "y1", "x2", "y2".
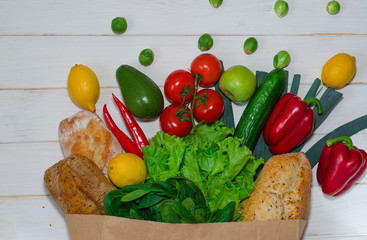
[
  {"x1": 120, "y1": 189, "x2": 150, "y2": 202},
  {"x1": 208, "y1": 201, "x2": 236, "y2": 223},
  {"x1": 103, "y1": 177, "x2": 236, "y2": 223},
  {"x1": 103, "y1": 189, "x2": 123, "y2": 216},
  {"x1": 137, "y1": 195, "x2": 165, "y2": 209}
]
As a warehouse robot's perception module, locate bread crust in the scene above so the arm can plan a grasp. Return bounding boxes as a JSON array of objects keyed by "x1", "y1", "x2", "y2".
[
  {"x1": 241, "y1": 152, "x2": 312, "y2": 221},
  {"x1": 58, "y1": 111, "x2": 123, "y2": 174},
  {"x1": 44, "y1": 154, "x2": 116, "y2": 215}
]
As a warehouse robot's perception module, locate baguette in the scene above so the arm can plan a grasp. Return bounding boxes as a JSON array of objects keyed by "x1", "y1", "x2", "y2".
[
  {"x1": 58, "y1": 110, "x2": 123, "y2": 174},
  {"x1": 241, "y1": 152, "x2": 312, "y2": 221},
  {"x1": 44, "y1": 154, "x2": 116, "y2": 215}
]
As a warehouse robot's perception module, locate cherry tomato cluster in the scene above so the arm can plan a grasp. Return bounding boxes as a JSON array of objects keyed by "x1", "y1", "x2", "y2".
[{"x1": 160, "y1": 53, "x2": 225, "y2": 137}]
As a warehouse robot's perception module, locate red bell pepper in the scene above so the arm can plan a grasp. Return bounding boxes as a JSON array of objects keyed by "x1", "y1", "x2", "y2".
[
  {"x1": 263, "y1": 93, "x2": 322, "y2": 154},
  {"x1": 112, "y1": 93, "x2": 149, "y2": 158},
  {"x1": 103, "y1": 104, "x2": 140, "y2": 156},
  {"x1": 317, "y1": 136, "x2": 367, "y2": 196}
]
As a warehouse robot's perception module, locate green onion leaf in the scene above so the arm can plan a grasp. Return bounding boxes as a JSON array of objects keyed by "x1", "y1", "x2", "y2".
[
  {"x1": 306, "y1": 115, "x2": 367, "y2": 168},
  {"x1": 290, "y1": 74, "x2": 301, "y2": 94}
]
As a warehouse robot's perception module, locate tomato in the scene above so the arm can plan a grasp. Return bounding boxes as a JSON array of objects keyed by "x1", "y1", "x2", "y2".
[
  {"x1": 159, "y1": 104, "x2": 193, "y2": 137},
  {"x1": 190, "y1": 53, "x2": 222, "y2": 87},
  {"x1": 164, "y1": 69, "x2": 195, "y2": 104},
  {"x1": 192, "y1": 89, "x2": 224, "y2": 124}
]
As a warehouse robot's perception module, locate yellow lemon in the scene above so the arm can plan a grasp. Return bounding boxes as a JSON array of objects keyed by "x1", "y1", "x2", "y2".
[
  {"x1": 321, "y1": 53, "x2": 356, "y2": 89},
  {"x1": 67, "y1": 64, "x2": 100, "y2": 112},
  {"x1": 108, "y1": 153, "x2": 147, "y2": 189}
]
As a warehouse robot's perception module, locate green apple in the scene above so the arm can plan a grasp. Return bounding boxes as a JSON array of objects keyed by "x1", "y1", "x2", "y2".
[{"x1": 219, "y1": 65, "x2": 257, "y2": 104}]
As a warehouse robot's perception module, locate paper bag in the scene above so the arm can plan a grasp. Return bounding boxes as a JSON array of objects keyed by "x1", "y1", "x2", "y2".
[{"x1": 66, "y1": 214, "x2": 307, "y2": 240}]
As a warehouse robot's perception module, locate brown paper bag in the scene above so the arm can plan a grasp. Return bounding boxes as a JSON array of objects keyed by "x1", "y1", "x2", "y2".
[{"x1": 66, "y1": 214, "x2": 307, "y2": 240}]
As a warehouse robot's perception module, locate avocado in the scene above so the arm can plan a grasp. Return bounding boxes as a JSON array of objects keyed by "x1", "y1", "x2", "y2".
[{"x1": 116, "y1": 65, "x2": 164, "y2": 120}]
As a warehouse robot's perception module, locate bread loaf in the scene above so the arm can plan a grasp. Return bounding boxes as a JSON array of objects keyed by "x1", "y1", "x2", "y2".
[
  {"x1": 44, "y1": 154, "x2": 116, "y2": 215},
  {"x1": 58, "y1": 110, "x2": 123, "y2": 174},
  {"x1": 241, "y1": 152, "x2": 312, "y2": 221}
]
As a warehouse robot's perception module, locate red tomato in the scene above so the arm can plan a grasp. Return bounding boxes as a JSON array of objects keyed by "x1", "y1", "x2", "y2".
[
  {"x1": 190, "y1": 53, "x2": 222, "y2": 87},
  {"x1": 192, "y1": 89, "x2": 224, "y2": 124},
  {"x1": 159, "y1": 104, "x2": 193, "y2": 137},
  {"x1": 164, "y1": 69, "x2": 195, "y2": 104}
]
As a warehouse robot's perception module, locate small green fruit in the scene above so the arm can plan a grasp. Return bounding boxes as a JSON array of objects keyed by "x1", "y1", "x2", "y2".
[
  {"x1": 273, "y1": 50, "x2": 291, "y2": 68},
  {"x1": 219, "y1": 65, "x2": 257, "y2": 104},
  {"x1": 139, "y1": 49, "x2": 154, "y2": 66},
  {"x1": 198, "y1": 33, "x2": 213, "y2": 51},
  {"x1": 243, "y1": 37, "x2": 258, "y2": 55},
  {"x1": 274, "y1": 0, "x2": 289, "y2": 18},
  {"x1": 111, "y1": 17, "x2": 127, "y2": 34},
  {"x1": 326, "y1": 1, "x2": 340, "y2": 15}
]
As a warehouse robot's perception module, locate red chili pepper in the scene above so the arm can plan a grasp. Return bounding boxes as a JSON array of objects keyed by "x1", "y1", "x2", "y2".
[
  {"x1": 112, "y1": 93, "x2": 149, "y2": 157},
  {"x1": 103, "y1": 104, "x2": 140, "y2": 156},
  {"x1": 263, "y1": 93, "x2": 322, "y2": 154},
  {"x1": 316, "y1": 136, "x2": 367, "y2": 196}
]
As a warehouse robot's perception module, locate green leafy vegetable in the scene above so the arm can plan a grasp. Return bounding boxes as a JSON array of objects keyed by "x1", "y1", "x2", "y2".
[
  {"x1": 273, "y1": 50, "x2": 291, "y2": 68},
  {"x1": 142, "y1": 121, "x2": 263, "y2": 220},
  {"x1": 209, "y1": 0, "x2": 223, "y2": 8},
  {"x1": 198, "y1": 33, "x2": 214, "y2": 51},
  {"x1": 243, "y1": 37, "x2": 258, "y2": 55},
  {"x1": 139, "y1": 48, "x2": 154, "y2": 66},
  {"x1": 111, "y1": 17, "x2": 127, "y2": 34},
  {"x1": 326, "y1": 1, "x2": 340, "y2": 15},
  {"x1": 103, "y1": 177, "x2": 236, "y2": 223},
  {"x1": 290, "y1": 74, "x2": 300, "y2": 94},
  {"x1": 274, "y1": 0, "x2": 289, "y2": 18}
]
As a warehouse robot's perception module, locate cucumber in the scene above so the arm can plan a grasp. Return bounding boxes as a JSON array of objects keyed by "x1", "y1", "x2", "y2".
[{"x1": 234, "y1": 68, "x2": 286, "y2": 151}]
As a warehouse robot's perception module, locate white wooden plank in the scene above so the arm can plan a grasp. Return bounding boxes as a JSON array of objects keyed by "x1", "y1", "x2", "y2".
[
  {"x1": 1, "y1": 35, "x2": 367, "y2": 89},
  {"x1": 0, "y1": 142, "x2": 62, "y2": 196},
  {"x1": 306, "y1": 184, "x2": 367, "y2": 237},
  {"x1": 1, "y1": 188, "x2": 367, "y2": 240},
  {"x1": 0, "y1": 0, "x2": 366, "y2": 36},
  {"x1": 0, "y1": 196, "x2": 69, "y2": 240}
]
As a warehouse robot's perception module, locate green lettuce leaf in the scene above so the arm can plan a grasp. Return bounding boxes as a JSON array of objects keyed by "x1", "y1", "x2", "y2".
[{"x1": 142, "y1": 121, "x2": 263, "y2": 221}]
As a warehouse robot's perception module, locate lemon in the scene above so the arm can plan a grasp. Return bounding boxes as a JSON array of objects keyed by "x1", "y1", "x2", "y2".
[
  {"x1": 67, "y1": 64, "x2": 100, "y2": 112},
  {"x1": 108, "y1": 153, "x2": 147, "y2": 189},
  {"x1": 321, "y1": 53, "x2": 356, "y2": 89}
]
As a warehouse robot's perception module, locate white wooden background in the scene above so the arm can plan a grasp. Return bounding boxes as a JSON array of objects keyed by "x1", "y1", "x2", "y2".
[{"x1": 1, "y1": 0, "x2": 367, "y2": 239}]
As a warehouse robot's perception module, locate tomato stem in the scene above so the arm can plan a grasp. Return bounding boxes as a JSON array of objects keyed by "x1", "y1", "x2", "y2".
[{"x1": 176, "y1": 73, "x2": 208, "y2": 134}]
